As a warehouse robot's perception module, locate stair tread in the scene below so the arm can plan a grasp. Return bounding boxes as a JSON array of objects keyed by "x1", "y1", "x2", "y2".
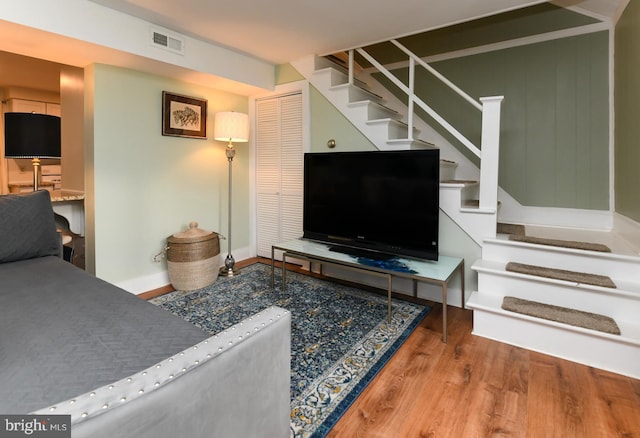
[
  {"x1": 330, "y1": 83, "x2": 383, "y2": 100},
  {"x1": 472, "y1": 259, "x2": 640, "y2": 295},
  {"x1": 509, "y1": 234, "x2": 612, "y2": 253},
  {"x1": 483, "y1": 236, "x2": 640, "y2": 263},
  {"x1": 386, "y1": 138, "x2": 435, "y2": 147},
  {"x1": 441, "y1": 179, "x2": 478, "y2": 185},
  {"x1": 348, "y1": 100, "x2": 398, "y2": 113},
  {"x1": 502, "y1": 296, "x2": 620, "y2": 335},
  {"x1": 468, "y1": 291, "x2": 640, "y2": 343},
  {"x1": 506, "y1": 261, "x2": 616, "y2": 288},
  {"x1": 366, "y1": 117, "x2": 409, "y2": 126}
]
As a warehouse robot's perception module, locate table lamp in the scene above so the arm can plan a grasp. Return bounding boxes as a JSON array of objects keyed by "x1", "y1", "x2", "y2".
[{"x1": 4, "y1": 112, "x2": 61, "y2": 191}]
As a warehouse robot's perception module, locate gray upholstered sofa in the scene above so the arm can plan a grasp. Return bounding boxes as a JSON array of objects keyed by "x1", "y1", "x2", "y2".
[{"x1": 0, "y1": 190, "x2": 291, "y2": 438}]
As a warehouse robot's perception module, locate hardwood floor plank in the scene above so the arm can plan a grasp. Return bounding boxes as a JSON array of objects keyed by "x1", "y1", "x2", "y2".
[{"x1": 586, "y1": 367, "x2": 640, "y2": 436}]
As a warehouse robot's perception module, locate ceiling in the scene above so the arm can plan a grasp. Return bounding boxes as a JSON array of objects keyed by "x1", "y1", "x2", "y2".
[
  {"x1": 88, "y1": 0, "x2": 625, "y2": 65},
  {"x1": 0, "y1": 0, "x2": 626, "y2": 96}
]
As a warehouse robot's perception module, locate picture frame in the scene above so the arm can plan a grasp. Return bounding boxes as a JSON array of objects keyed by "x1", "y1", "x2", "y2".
[{"x1": 162, "y1": 91, "x2": 207, "y2": 139}]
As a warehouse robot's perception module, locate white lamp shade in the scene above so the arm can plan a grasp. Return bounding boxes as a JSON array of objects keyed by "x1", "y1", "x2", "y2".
[{"x1": 214, "y1": 112, "x2": 249, "y2": 143}]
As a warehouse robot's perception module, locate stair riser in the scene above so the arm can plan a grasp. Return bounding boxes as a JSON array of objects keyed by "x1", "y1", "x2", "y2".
[
  {"x1": 328, "y1": 68, "x2": 348, "y2": 86},
  {"x1": 365, "y1": 119, "x2": 410, "y2": 140},
  {"x1": 472, "y1": 309, "x2": 640, "y2": 379},
  {"x1": 439, "y1": 191, "x2": 496, "y2": 245},
  {"x1": 347, "y1": 86, "x2": 382, "y2": 104},
  {"x1": 476, "y1": 271, "x2": 640, "y2": 320},
  {"x1": 460, "y1": 184, "x2": 479, "y2": 202},
  {"x1": 362, "y1": 104, "x2": 399, "y2": 120},
  {"x1": 483, "y1": 240, "x2": 640, "y2": 283}
]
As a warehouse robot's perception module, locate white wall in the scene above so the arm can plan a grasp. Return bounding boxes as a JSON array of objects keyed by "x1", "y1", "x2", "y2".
[{"x1": 0, "y1": 0, "x2": 275, "y2": 93}]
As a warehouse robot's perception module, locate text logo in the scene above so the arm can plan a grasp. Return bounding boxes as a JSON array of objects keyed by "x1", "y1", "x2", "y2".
[{"x1": 0, "y1": 415, "x2": 70, "y2": 438}]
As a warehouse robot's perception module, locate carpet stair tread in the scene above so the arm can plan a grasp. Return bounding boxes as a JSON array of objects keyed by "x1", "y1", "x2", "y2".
[
  {"x1": 497, "y1": 222, "x2": 525, "y2": 236},
  {"x1": 505, "y1": 262, "x2": 616, "y2": 288},
  {"x1": 479, "y1": 239, "x2": 640, "y2": 286},
  {"x1": 468, "y1": 292, "x2": 640, "y2": 343},
  {"x1": 472, "y1": 259, "x2": 640, "y2": 295},
  {"x1": 508, "y1": 234, "x2": 611, "y2": 253},
  {"x1": 440, "y1": 179, "x2": 478, "y2": 185},
  {"x1": 501, "y1": 296, "x2": 620, "y2": 335}
]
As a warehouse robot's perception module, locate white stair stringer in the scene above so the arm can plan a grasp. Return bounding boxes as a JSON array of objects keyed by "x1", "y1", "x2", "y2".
[
  {"x1": 468, "y1": 238, "x2": 640, "y2": 378},
  {"x1": 440, "y1": 181, "x2": 496, "y2": 246},
  {"x1": 291, "y1": 55, "x2": 499, "y2": 245},
  {"x1": 291, "y1": 56, "x2": 432, "y2": 151}
]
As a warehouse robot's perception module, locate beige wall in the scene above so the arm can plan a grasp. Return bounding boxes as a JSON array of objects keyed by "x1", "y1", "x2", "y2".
[
  {"x1": 60, "y1": 66, "x2": 85, "y2": 192},
  {"x1": 85, "y1": 64, "x2": 250, "y2": 288}
]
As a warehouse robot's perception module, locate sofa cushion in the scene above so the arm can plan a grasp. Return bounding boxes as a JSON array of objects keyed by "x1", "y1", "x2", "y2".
[{"x1": 0, "y1": 190, "x2": 61, "y2": 263}]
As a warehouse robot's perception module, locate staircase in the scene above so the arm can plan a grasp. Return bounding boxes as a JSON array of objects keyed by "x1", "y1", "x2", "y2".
[
  {"x1": 291, "y1": 53, "x2": 640, "y2": 379},
  {"x1": 469, "y1": 231, "x2": 640, "y2": 378},
  {"x1": 292, "y1": 54, "x2": 499, "y2": 246}
]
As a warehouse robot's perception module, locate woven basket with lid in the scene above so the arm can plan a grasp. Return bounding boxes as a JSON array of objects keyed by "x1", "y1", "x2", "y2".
[{"x1": 166, "y1": 221, "x2": 220, "y2": 291}]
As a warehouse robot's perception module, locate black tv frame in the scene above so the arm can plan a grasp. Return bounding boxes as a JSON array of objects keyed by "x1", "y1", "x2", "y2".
[{"x1": 303, "y1": 149, "x2": 440, "y2": 261}]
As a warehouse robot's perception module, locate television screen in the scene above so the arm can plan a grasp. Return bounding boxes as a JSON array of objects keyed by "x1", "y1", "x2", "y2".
[{"x1": 303, "y1": 149, "x2": 440, "y2": 261}]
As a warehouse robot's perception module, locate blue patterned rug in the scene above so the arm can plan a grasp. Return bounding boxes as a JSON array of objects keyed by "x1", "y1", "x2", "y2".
[{"x1": 151, "y1": 262, "x2": 430, "y2": 437}]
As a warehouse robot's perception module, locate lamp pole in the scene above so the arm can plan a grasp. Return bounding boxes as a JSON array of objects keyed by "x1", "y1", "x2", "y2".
[
  {"x1": 214, "y1": 111, "x2": 248, "y2": 277},
  {"x1": 220, "y1": 142, "x2": 236, "y2": 277}
]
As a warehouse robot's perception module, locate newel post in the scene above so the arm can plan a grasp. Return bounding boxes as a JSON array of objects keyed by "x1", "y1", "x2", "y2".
[{"x1": 479, "y1": 96, "x2": 504, "y2": 212}]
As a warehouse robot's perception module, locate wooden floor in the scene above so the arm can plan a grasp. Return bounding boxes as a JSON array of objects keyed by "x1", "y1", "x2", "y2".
[
  {"x1": 145, "y1": 258, "x2": 640, "y2": 437},
  {"x1": 327, "y1": 293, "x2": 640, "y2": 437}
]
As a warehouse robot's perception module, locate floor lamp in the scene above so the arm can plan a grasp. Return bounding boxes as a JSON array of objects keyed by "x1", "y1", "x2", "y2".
[
  {"x1": 215, "y1": 111, "x2": 249, "y2": 277},
  {"x1": 4, "y1": 112, "x2": 61, "y2": 191}
]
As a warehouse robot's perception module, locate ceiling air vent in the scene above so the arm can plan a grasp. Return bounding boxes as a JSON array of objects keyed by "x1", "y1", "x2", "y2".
[{"x1": 150, "y1": 26, "x2": 185, "y2": 55}]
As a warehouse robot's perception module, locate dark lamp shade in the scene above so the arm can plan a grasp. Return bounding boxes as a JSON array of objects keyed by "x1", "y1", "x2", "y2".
[{"x1": 4, "y1": 112, "x2": 61, "y2": 159}]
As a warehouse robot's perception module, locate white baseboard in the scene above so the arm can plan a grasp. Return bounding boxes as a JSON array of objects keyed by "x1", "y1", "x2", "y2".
[
  {"x1": 115, "y1": 271, "x2": 170, "y2": 295},
  {"x1": 116, "y1": 245, "x2": 253, "y2": 295}
]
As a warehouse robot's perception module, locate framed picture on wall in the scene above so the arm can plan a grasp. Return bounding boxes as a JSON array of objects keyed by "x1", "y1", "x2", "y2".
[{"x1": 162, "y1": 91, "x2": 207, "y2": 139}]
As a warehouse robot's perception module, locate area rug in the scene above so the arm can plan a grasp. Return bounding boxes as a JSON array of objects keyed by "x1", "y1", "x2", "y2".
[
  {"x1": 150, "y1": 262, "x2": 430, "y2": 437},
  {"x1": 502, "y1": 296, "x2": 621, "y2": 335}
]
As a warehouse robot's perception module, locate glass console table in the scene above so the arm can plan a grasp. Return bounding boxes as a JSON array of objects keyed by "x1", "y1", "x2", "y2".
[{"x1": 271, "y1": 239, "x2": 464, "y2": 343}]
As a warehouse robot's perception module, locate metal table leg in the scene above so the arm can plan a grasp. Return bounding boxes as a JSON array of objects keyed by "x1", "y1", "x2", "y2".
[
  {"x1": 442, "y1": 282, "x2": 448, "y2": 343},
  {"x1": 387, "y1": 274, "x2": 392, "y2": 323},
  {"x1": 282, "y1": 252, "x2": 287, "y2": 293},
  {"x1": 271, "y1": 246, "x2": 275, "y2": 288}
]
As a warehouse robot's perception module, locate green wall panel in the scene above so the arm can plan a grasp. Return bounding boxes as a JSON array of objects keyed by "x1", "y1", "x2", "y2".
[{"x1": 375, "y1": 30, "x2": 609, "y2": 210}]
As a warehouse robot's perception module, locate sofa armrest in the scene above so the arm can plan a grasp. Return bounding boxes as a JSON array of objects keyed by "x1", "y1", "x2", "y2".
[{"x1": 34, "y1": 306, "x2": 291, "y2": 438}]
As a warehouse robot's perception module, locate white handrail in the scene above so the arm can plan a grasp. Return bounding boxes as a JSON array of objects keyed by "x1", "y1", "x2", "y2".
[
  {"x1": 351, "y1": 41, "x2": 503, "y2": 218},
  {"x1": 391, "y1": 40, "x2": 483, "y2": 112},
  {"x1": 356, "y1": 47, "x2": 481, "y2": 158}
]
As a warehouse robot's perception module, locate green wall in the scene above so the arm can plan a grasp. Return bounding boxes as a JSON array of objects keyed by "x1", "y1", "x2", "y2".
[
  {"x1": 85, "y1": 64, "x2": 249, "y2": 285},
  {"x1": 615, "y1": 1, "x2": 640, "y2": 222},
  {"x1": 375, "y1": 30, "x2": 610, "y2": 210}
]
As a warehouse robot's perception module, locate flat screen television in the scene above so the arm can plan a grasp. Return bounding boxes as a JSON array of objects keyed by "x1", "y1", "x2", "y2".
[{"x1": 303, "y1": 149, "x2": 440, "y2": 261}]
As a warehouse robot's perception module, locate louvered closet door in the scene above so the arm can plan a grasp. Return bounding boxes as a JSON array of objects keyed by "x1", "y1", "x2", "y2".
[{"x1": 256, "y1": 92, "x2": 303, "y2": 258}]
